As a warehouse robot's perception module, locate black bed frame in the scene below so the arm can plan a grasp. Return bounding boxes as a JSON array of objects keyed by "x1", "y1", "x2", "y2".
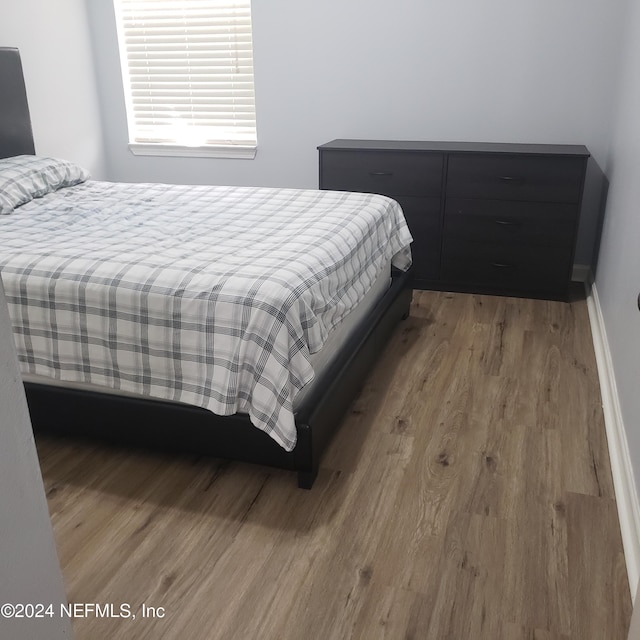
[{"x1": 0, "y1": 47, "x2": 412, "y2": 488}]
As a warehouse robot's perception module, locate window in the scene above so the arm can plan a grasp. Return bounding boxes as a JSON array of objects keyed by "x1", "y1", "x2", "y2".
[{"x1": 113, "y1": 0, "x2": 257, "y2": 158}]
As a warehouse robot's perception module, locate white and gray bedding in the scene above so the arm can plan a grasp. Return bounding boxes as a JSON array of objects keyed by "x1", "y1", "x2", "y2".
[
  {"x1": 0, "y1": 156, "x2": 412, "y2": 450},
  {"x1": 21, "y1": 263, "x2": 392, "y2": 411}
]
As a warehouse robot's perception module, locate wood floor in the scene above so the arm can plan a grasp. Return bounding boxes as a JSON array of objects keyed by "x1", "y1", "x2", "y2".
[{"x1": 36, "y1": 289, "x2": 632, "y2": 639}]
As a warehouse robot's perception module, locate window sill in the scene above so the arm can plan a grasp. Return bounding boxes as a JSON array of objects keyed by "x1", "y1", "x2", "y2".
[{"x1": 128, "y1": 143, "x2": 257, "y2": 160}]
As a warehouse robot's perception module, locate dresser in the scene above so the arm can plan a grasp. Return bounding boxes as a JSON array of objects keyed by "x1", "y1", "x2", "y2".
[{"x1": 318, "y1": 139, "x2": 590, "y2": 301}]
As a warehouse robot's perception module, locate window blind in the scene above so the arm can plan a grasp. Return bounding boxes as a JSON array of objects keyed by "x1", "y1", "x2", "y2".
[{"x1": 114, "y1": 0, "x2": 257, "y2": 154}]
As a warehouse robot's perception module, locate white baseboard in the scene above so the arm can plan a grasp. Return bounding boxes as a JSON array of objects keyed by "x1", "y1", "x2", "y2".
[{"x1": 586, "y1": 282, "x2": 640, "y2": 599}]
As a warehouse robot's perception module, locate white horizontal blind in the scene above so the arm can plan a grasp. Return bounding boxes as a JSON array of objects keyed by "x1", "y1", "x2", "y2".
[{"x1": 114, "y1": 0, "x2": 257, "y2": 151}]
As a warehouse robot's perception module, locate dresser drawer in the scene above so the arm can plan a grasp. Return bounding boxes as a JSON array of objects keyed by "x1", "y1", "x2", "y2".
[
  {"x1": 444, "y1": 199, "x2": 578, "y2": 248},
  {"x1": 441, "y1": 238, "x2": 571, "y2": 295},
  {"x1": 446, "y1": 154, "x2": 585, "y2": 203},
  {"x1": 395, "y1": 196, "x2": 442, "y2": 281},
  {"x1": 320, "y1": 150, "x2": 443, "y2": 197}
]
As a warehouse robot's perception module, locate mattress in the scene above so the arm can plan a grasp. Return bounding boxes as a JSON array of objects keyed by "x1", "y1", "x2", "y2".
[{"x1": 0, "y1": 158, "x2": 412, "y2": 450}]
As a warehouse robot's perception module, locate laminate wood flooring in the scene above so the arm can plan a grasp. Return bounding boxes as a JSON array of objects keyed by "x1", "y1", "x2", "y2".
[{"x1": 36, "y1": 289, "x2": 632, "y2": 639}]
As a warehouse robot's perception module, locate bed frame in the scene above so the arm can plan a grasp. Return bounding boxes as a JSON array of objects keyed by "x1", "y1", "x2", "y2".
[{"x1": 0, "y1": 47, "x2": 413, "y2": 488}]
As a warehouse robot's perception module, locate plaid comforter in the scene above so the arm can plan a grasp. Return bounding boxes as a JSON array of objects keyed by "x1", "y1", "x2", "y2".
[{"x1": 0, "y1": 181, "x2": 412, "y2": 450}]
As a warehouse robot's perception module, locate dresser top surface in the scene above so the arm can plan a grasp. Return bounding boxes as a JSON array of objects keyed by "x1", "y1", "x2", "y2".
[{"x1": 318, "y1": 139, "x2": 590, "y2": 157}]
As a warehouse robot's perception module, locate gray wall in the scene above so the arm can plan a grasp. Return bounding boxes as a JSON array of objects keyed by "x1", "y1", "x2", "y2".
[
  {"x1": 89, "y1": 0, "x2": 625, "y2": 183},
  {"x1": 595, "y1": 0, "x2": 640, "y2": 501},
  {"x1": 0, "y1": 281, "x2": 73, "y2": 639},
  {"x1": 0, "y1": 0, "x2": 105, "y2": 177}
]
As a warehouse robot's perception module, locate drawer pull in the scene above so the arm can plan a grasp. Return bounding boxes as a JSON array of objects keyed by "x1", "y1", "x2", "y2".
[
  {"x1": 498, "y1": 175, "x2": 525, "y2": 185},
  {"x1": 494, "y1": 219, "x2": 522, "y2": 227},
  {"x1": 368, "y1": 171, "x2": 394, "y2": 177},
  {"x1": 491, "y1": 262, "x2": 515, "y2": 269}
]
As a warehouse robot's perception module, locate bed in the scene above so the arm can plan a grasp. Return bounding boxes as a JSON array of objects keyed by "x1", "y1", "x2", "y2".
[{"x1": 0, "y1": 47, "x2": 414, "y2": 488}]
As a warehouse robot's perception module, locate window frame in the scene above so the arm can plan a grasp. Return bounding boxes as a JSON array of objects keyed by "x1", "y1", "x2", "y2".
[{"x1": 113, "y1": 0, "x2": 258, "y2": 159}]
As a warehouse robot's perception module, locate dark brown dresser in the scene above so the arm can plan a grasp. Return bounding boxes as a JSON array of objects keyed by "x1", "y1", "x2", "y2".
[{"x1": 318, "y1": 139, "x2": 590, "y2": 300}]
